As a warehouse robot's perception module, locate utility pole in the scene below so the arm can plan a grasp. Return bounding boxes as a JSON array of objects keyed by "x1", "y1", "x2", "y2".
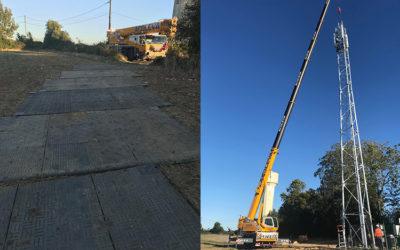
[
  {"x1": 108, "y1": 0, "x2": 112, "y2": 30},
  {"x1": 24, "y1": 15, "x2": 27, "y2": 37}
]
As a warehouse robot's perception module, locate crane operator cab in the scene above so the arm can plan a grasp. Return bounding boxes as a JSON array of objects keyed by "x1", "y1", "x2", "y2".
[{"x1": 262, "y1": 217, "x2": 278, "y2": 229}]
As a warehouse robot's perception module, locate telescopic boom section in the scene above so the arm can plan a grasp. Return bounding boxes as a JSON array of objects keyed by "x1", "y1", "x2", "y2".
[{"x1": 247, "y1": 0, "x2": 331, "y2": 220}]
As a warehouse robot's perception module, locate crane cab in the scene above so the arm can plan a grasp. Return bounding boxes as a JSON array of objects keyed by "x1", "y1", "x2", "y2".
[
  {"x1": 234, "y1": 216, "x2": 279, "y2": 247},
  {"x1": 262, "y1": 216, "x2": 279, "y2": 229}
]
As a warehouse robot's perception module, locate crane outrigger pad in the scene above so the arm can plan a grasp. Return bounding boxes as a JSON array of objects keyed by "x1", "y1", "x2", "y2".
[
  {"x1": 60, "y1": 69, "x2": 141, "y2": 78},
  {"x1": 15, "y1": 86, "x2": 170, "y2": 116},
  {"x1": 42, "y1": 77, "x2": 144, "y2": 91},
  {"x1": 0, "y1": 108, "x2": 199, "y2": 183}
]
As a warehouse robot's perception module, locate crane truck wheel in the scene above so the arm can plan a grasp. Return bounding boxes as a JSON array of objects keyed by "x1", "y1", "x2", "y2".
[{"x1": 127, "y1": 47, "x2": 136, "y2": 61}]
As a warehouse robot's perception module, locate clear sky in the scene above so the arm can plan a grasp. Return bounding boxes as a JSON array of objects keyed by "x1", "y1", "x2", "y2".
[
  {"x1": 2, "y1": 0, "x2": 174, "y2": 44},
  {"x1": 201, "y1": 0, "x2": 400, "y2": 230}
]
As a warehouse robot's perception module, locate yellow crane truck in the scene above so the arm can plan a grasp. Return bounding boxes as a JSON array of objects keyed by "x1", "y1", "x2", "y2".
[
  {"x1": 107, "y1": 18, "x2": 177, "y2": 60},
  {"x1": 231, "y1": 0, "x2": 330, "y2": 248}
]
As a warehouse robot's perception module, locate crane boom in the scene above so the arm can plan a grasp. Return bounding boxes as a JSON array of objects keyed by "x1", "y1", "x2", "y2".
[{"x1": 247, "y1": 0, "x2": 331, "y2": 221}]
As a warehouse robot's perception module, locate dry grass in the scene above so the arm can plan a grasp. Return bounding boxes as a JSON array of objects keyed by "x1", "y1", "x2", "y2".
[
  {"x1": 130, "y1": 62, "x2": 200, "y2": 214},
  {"x1": 158, "y1": 161, "x2": 200, "y2": 214},
  {"x1": 134, "y1": 64, "x2": 200, "y2": 134}
]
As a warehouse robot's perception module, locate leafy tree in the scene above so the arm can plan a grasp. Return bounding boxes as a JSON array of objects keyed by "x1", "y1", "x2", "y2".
[
  {"x1": 176, "y1": 0, "x2": 200, "y2": 54},
  {"x1": 17, "y1": 31, "x2": 42, "y2": 49},
  {"x1": 279, "y1": 180, "x2": 322, "y2": 237},
  {"x1": 267, "y1": 209, "x2": 279, "y2": 218},
  {"x1": 209, "y1": 222, "x2": 224, "y2": 234},
  {"x1": 0, "y1": 2, "x2": 18, "y2": 40},
  {"x1": 43, "y1": 20, "x2": 72, "y2": 49},
  {"x1": 278, "y1": 141, "x2": 399, "y2": 239},
  {"x1": 315, "y1": 141, "x2": 400, "y2": 222}
]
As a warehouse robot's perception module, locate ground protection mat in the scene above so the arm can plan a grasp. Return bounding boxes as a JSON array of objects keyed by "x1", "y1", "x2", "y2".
[{"x1": 15, "y1": 86, "x2": 170, "y2": 116}]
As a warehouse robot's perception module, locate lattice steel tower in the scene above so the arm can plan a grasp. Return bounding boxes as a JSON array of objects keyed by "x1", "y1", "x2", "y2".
[{"x1": 334, "y1": 20, "x2": 375, "y2": 248}]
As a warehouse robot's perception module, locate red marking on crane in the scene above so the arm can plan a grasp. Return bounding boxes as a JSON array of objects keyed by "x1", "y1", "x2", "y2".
[{"x1": 338, "y1": 7, "x2": 341, "y2": 14}]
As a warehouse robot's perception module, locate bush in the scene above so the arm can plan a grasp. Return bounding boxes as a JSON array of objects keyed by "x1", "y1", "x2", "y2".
[
  {"x1": 43, "y1": 20, "x2": 73, "y2": 50},
  {"x1": 16, "y1": 32, "x2": 42, "y2": 49},
  {"x1": 0, "y1": 37, "x2": 23, "y2": 49},
  {"x1": 160, "y1": 46, "x2": 199, "y2": 77},
  {"x1": 75, "y1": 42, "x2": 118, "y2": 58},
  {"x1": 176, "y1": 0, "x2": 200, "y2": 54}
]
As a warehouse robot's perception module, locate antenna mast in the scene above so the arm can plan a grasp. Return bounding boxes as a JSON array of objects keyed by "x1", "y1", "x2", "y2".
[{"x1": 334, "y1": 9, "x2": 375, "y2": 249}]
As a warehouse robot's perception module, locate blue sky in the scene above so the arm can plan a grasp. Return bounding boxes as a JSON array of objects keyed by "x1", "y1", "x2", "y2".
[
  {"x1": 3, "y1": 0, "x2": 174, "y2": 44},
  {"x1": 201, "y1": 0, "x2": 400, "y2": 230}
]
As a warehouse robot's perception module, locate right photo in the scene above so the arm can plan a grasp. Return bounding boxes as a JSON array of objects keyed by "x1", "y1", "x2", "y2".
[{"x1": 201, "y1": 0, "x2": 400, "y2": 249}]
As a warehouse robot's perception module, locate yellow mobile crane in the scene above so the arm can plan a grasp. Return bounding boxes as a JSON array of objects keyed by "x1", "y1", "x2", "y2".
[
  {"x1": 107, "y1": 18, "x2": 177, "y2": 60},
  {"x1": 233, "y1": 0, "x2": 331, "y2": 248}
]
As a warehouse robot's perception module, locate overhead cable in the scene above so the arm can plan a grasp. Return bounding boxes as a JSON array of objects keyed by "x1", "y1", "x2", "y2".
[
  {"x1": 58, "y1": 1, "x2": 109, "y2": 21},
  {"x1": 63, "y1": 13, "x2": 108, "y2": 25}
]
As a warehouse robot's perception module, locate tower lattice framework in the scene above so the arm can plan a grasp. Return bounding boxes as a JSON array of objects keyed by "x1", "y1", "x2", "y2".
[{"x1": 334, "y1": 21, "x2": 375, "y2": 248}]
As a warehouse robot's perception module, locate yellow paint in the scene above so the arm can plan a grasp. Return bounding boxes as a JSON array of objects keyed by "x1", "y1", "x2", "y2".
[
  {"x1": 107, "y1": 18, "x2": 177, "y2": 59},
  {"x1": 247, "y1": 147, "x2": 279, "y2": 220}
]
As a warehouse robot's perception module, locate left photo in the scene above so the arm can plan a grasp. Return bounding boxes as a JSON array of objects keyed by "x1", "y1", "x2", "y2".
[{"x1": 0, "y1": 0, "x2": 200, "y2": 249}]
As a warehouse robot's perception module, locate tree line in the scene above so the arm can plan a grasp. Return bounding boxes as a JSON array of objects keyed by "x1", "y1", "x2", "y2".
[
  {"x1": 1, "y1": 1, "x2": 200, "y2": 64},
  {"x1": 279, "y1": 141, "x2": 400, "y2": 238},
  {"x1": 205, "y1": 141, "x2": 399, "y2": 240}
]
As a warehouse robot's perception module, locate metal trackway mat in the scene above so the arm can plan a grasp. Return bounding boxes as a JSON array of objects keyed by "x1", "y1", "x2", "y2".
[
  {"x1": 72, "y1": 65, "x2": 131, "y2": 71},
  {"x1": 60, "y1": 70, "x2": 140, "y2": 78},
  {"x1": 15, "y1": 86, "x2": 170, "y2": 116},
  {"x1": 0, "y1": 116, "x2": 48, "y2": 180},
  {"x1": 0, "y1": 186, "x2": 17, "y2": 250},
  {"x1": 1, "y1": 166, "x2": 199, "y2": 250},
  {"x1": 3, "y1": 176, "x2": 114, "y2": 250},
  {"x1": 0, "y1": 108, "x2": 199, "y2": 182},
  {"x1": 42, "y1": 77, "x2": 144, "y2": 91},
  {"x1": 92, "y1": 166, "x2": 199, "y2": 250}
]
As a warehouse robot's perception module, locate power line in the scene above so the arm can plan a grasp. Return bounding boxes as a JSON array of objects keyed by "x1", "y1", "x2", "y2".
[
  {"x1": 112, "y1": 12, "x2": 144, "y2": 22},
  {"x1": 26, "y1": 16, "x2": 47, "y2": 22},
  {"x1": 63, "y1": 13, "x2": 108, "y2": 25},
  {"x1": 15, "y1": 22, "x2": 43, "y2": 27},
  {"x1": 58, "y1": 1, "x2": 109, "y2": 21},
  {"x1": 26, "y1": 22, "x2": 44, "y2": 27}
]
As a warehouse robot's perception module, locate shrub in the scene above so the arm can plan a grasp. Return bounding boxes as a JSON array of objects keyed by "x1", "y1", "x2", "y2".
[{"x1": 209, "y1": 222, "x2": 225, "y2": 234}]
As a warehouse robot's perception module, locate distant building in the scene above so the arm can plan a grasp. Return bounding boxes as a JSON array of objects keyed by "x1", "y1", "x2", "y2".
[{"x1": 172, "y1": 0, "x2": 194, "y2": 19}]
